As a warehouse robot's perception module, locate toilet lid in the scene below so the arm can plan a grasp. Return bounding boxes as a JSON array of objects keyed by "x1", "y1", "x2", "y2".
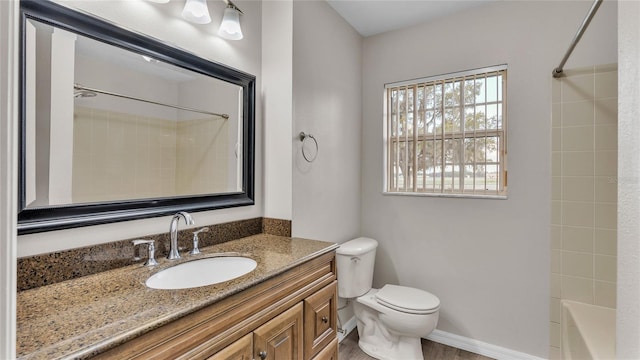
[{"x1": 375, "y1": 284, "x2": 440, "y2": 315}]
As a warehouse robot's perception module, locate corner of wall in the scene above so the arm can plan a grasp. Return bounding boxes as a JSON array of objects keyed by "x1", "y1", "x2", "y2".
[
  {"x1": 617, "y1": 1, "x2": 640, "y2": 358},
  {"x1": 0, "y1": 0, "x2": 19, "y2": 357}
]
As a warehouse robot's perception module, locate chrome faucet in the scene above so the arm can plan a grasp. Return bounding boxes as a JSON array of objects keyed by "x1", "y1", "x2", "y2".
[{"x1": 168, "y1": 211, "x2": 194, "y2": 260}]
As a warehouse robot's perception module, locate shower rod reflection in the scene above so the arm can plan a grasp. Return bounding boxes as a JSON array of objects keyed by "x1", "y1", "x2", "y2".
[{"x1": 73, "y1": 84, "x2": 230, "y2": 119}]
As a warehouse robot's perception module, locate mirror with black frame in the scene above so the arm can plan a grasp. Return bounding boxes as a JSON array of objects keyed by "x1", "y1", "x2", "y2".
[{"x1": 18, "y1": 0, "x2": 255, "y2": 235}]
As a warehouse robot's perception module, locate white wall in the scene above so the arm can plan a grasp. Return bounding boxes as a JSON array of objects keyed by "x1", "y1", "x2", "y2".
[
  {"x1": 0, "y1": 0, "x2": 18, "y2": 356},
  {"x1": 18, "y1": 0, "x2": 263, "y2": 257},
  {"x1": 291, "y1": 0, "x2": 362, "y2": 243},
  {"x1": 617, "y1": 1, "x2": 640, "y2": 358},
  {"x1": 262, "y1": 0, "x2": 293, "y2": 221},
  {"x1": 360, "y1": 1, "x2": 617, "y2": 357}
]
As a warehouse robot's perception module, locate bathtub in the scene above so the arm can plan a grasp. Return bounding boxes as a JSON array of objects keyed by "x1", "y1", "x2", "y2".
[{"x1": 562, "y1": 300, "x2": 616, "y2": 360}]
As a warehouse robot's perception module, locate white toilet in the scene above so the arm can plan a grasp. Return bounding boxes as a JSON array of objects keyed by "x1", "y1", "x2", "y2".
[{"x1": 336, "y1": 237, "x2": 440, "y2": 360}]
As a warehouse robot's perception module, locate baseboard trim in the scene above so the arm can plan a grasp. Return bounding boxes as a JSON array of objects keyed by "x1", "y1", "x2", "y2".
[
  {"x1": 426, "y1": 330, "x2": 546, "y2": 360},
  {"x1": 338, "y1": 316, "x2": 357, "y2": 343}
]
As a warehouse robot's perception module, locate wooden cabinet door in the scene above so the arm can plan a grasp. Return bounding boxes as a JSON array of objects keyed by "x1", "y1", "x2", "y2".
[
  {"x1": 253, "y1": 302, "x2": 304, "y2": 360},
  {"x1": 207, "y1": 334, "x2": 253, "y2": 360},
  {"x1": 303, "y1": 281, "x2": 337, "y2": 360},
  {"x1": 311, "y1": 338, "x2": 338, "y2": 360}
]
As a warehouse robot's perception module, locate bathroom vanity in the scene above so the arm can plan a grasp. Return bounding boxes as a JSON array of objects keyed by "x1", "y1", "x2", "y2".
[{"x1": 16, "y1": 235, "x2": 338, "y2": 360}]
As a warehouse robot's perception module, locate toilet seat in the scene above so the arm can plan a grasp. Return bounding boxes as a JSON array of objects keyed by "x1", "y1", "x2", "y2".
[{"x1": 375, "y1": 284, "x2": 440, "y2": 315}]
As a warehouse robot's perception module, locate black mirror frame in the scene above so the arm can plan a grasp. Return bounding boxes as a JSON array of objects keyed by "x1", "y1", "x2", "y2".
[{"x1": 17, "y1": 0, "x2": 255, "y2": 235}]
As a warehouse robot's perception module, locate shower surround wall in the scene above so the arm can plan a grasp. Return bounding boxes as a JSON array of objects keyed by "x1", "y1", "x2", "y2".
[
  {"x1": 72, "y1": 107, "x2": 229, "y2": 203},
  {"x1": 550, "y1": 64, "x2": 617, "y2": 358}
]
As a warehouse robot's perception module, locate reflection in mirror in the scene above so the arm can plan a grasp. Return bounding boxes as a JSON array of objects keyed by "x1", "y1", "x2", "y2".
[
  {"x1": 25, "y1": 19, "x2": 243, "y2": 208},
  {"x1": 18, "y1": 0, "x2": 255, "y2": 234}
]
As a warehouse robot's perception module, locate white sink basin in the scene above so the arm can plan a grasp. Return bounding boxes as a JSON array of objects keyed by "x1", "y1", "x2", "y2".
[{"x1": 146, "y1": 256, "x2": 257, "y2": 290}]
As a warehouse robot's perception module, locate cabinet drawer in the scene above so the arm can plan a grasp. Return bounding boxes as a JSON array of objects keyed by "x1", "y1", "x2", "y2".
[
  {"x1": 311, "y1": 338, "x2": 338, "y2": 360},
  {"x1": 207, "y1": 334, "x2": 252, "y2": 360},
  {"x1": 303, "y1": 281, "x2": 337, "y2": 360},
  {"x1": 254, "y1": 302, "x2": 304, "y2": 360}
]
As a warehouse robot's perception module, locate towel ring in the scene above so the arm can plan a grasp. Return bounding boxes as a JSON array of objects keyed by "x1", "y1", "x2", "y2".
[{"x1": 299, "y1": 132, "x2": 318, "y2": 162}]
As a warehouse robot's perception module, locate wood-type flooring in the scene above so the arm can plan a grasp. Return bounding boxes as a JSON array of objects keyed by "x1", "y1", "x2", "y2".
[{"x1": 338, "y1": 330, "x2": 495, "y2": 360}]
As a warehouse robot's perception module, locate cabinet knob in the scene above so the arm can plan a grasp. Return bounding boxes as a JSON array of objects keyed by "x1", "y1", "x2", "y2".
[
  {"x1": 321, "y1": 316, "x2": 328, "y2": 324},
  {"x1": 258, "y1": 350, "x2": 267, "y2": 360}
]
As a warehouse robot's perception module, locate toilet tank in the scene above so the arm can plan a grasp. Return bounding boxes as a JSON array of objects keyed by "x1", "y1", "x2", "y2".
[{"x1": 336, "y1": 237, "x2": 378, "y2": 298}]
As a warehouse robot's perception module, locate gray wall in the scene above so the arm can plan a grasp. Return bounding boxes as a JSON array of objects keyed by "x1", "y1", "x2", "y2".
[
  {"x1": 617, "y1": 0, "x2": 640, "y2": 358},
  {"x1": 291, "y1": 1, "x2": 362, "y2": 243},
  {"x1": 360, "y1": 1, "x2": 617, "y2": 357}
]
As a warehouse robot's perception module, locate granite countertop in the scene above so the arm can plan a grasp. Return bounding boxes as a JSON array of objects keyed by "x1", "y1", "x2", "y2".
[{"x1": 17, "y1": 235, "x2": 338, "y2": 360}]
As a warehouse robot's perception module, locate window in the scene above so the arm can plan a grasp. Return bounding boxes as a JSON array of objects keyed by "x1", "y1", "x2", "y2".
[{"x1": 385, "y1": 65, "x2": 507, "y2": 197}]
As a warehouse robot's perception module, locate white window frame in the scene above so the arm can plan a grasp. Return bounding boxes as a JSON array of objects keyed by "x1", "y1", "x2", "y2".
[{"x1": 383, "y1": 65, "x2": 508, "y2": 199}]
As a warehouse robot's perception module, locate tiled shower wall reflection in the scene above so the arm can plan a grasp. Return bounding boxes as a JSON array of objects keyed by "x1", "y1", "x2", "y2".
[
  {"x1": 73, "y1": 107, "x2": 178, "y2": 203},
  {"x1": 550, "y1": 64, "x2": 617, "y2": 358},
  {"x1": 73, "y1": 107, "x2": 228, "y2": 203}
]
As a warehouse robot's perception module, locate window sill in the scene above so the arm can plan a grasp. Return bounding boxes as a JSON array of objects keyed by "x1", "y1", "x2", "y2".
[{"x1": 382, "y1": 191, "x2": 508, "y2": 200}]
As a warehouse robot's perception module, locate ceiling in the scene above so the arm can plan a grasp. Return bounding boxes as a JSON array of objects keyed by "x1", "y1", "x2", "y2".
[{"x1": 326, "y1": 0, "x2": 498, "y2": 37}]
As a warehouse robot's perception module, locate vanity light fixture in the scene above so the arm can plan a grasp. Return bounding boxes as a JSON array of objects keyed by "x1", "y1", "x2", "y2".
[
  {"x1": 182, "y1": 0, "x2": 212, "y2": 24},
  {"x1": 146, "y1": 0, "x2": 244, "y2": 41},
  {"x1": 218, "y1": 3, "x2": 243, "y2": 40}
]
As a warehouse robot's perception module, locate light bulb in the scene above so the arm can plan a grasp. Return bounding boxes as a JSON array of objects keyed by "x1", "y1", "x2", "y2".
[
  {"x1": 218, "y1": 5, "x2": 243, "y2": 40},
  {"x1": 182, "y1": 0, "x2": 211, "y2": 24}
]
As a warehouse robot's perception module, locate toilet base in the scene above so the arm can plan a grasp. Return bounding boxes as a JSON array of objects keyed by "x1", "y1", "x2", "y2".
[{"x1": 357, "y1": 331, "x2": 424, "y2": 360}]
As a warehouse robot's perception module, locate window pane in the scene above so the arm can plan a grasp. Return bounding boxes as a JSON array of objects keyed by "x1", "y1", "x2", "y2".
[
  {"x1": 434, "y1": 139, "x2": 443, "y2": 171},
  {"x1": 398, "y1": 141, "x2": 406, "y2": 189},
  {"x1": 486, "y1": 104, "x2": 498, "y2": 129},
  {"x1": 475, "y1": 105, "x2": 486, "y2": 130},
  {"x1": 425, "y1": 85, "x2": 435, "y2": 109},
  {"x1": 464, "y1": 79, "x2": 475, "y2": 105},
  {"x1": 464, "y1": 166, "x2": 475, "y2": 191},
  {"x1": 486, "y1": 75, "x2": 498, "y2": 103},
  {"x1": 391, "y1": 89, "x2": 397, "y2": 114},
  {"x1": 444, "y1": 109, "x2": 454, "y2": 133},
  {"x1": 475, "y1": 165, "x2": 487, "y2": 191},
  {"x1": 476, "y1": 137, "x2": 486, "y2": 163},
  {"x1": 464, "y1": 106, "x2": 475, "y2": 131},
  {"x1": 417, "y1": 108, "x2": 424, "y2": 135},
  {"x1": 390, "y1": 140, "x2": 398, "y2": 190},
  {"x1": 434, "y1": 83, "x2": 443, "y2": 108},
  {"x1": 486, "y1": 137, "x2": 498, "y2": 162},
  {"x1": 444, "y1": 81, "x2": 460, "y2": 107},
  {"x1": 391, "y1": 114, "x2": 397, "y2": 136},
  {"x1": 464, "y1": 138, "x2": 475, "y2": 164},
  {"x1": 475, "y1": 77, "x2": 486, "y2": 103},
  {"x1": 485, "y1": 164, "x2": 498, "y2": 191},
  {"x1": 425, "y1": 110, "x2": 435, "y2": 134},
  {"x1": 434, "y1": 110, "x2": 443, "y2": 134},
  {"x1": 423, "y1": 140, "x2": 435, "y2": 190},
  {"x1": 408, "y1": 87, "x2": 414, "y2": 112},
  {"x1": 400, "y1": 89, "x2": 406, "y2": 138},
  {"x1": 408, "y1": 140, "x2": 415, "y2": 189}
]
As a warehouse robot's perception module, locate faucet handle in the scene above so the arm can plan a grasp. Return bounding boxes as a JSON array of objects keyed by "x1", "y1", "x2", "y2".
[
  {"x1": 132, "y1": 239, "x2": 158, "y2": 266},
  {"x1": 190, "y1": 227, "x2": 209, "y2": 255}
]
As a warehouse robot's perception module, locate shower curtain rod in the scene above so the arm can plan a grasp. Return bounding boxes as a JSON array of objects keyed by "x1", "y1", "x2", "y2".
[
  {"x1": 73, "y1": 84, "x2": 230, "y2": 119},
  {"x1": 552, "y1": 0, "x2": 603, "y2": 78}
]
